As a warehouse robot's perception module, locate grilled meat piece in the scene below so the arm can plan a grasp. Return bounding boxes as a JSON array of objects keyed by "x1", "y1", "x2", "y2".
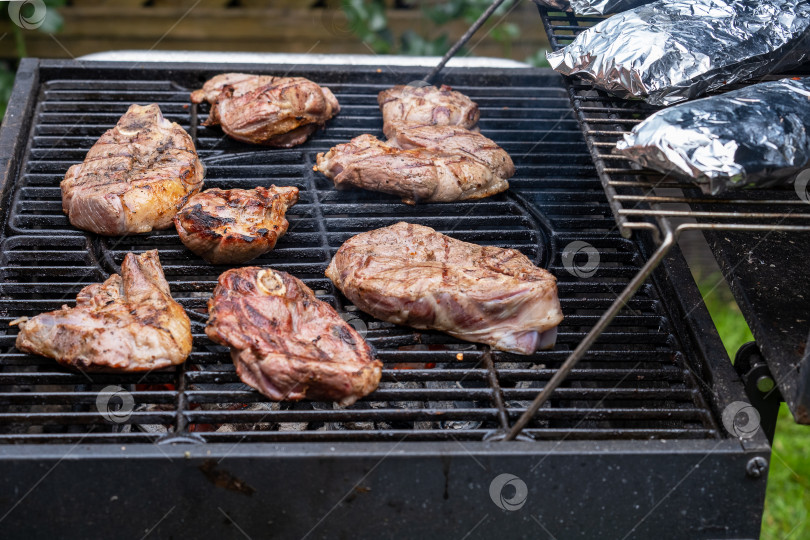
[
  {"x1": 317, "y1": 134, "x2": 441, "y2": 203},
  {"x1": 206, "y1": 267, "x2": 382, "y2": 405},
  {"x1": 174, "y1": 185, "x2": 299, "y2": 265},
  {"x1": 61, "y1": 104, "x2": 204, "y2": 236},
  {"x1": 378, "y1": 84, "x2": 480, "y2": 138},
  {"x1": 326, "y1": 222, "x2": 563, "y2": 355},
  {"x1": 315, "y1": 126, "x2": 512, "y2": 204},
  {"x1": 190, "y1": 73, "x2": 340, "y2": 147},
  {"x1": 14, "y1": 250, "x2": 192, "y2": 372},
  {"x1": 390, "y1": 124, "x2": 515, "y2": 180}
]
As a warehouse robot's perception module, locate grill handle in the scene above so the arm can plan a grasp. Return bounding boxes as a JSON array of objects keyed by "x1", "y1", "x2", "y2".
[
  {"x1": 505, "y1": 227, "x2": 679, "y2": 440},
  {"x1": 424, "y1": 0, "x2": 512, "y2": 84}
]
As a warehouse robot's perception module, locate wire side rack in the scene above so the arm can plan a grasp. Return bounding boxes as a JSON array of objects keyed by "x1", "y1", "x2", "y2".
[
  {"x1": 508, "y1": 6, "x2": 810, "y2": 438},
  {"x1": 539, "y1": 7, "x2": 810, "y2": 242}
]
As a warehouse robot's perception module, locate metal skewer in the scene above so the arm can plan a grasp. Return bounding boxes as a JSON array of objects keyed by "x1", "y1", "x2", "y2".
[{"x1": 424, "y1": 0, "x2": 512, "y2": 84}]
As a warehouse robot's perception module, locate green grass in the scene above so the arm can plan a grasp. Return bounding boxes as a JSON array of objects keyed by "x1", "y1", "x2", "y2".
[
  {"x1": 762, "y1": 405, "x2": 810, "y2": 539},
  {"x1": 697, "y1": 274, "x2": 754, "y2": 359},
  {"x1": 697, "y1": 273, "x2": 810, "y2": 539}
]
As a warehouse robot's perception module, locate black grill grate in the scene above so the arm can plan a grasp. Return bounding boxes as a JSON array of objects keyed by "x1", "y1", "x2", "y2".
[{"x1": 0, "y1": 64, "x2": 721, "y2": 443}]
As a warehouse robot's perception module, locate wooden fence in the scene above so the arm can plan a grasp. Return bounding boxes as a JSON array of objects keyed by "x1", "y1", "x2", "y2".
[{"x1": 1, "y1": 1, "x2": 549, "y2": 62}]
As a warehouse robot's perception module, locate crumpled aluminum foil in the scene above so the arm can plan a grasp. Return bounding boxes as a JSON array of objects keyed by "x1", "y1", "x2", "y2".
[
  {"x1": 615, "y1": 77, "x2": 810, "y2": 195},
  {"x1": 533, "y1": 0, "x2": 655, "y2": 14},
  {"x1": 547, "y1": 0, "x2": 810, "y2": 106},
  {"x1": 569, "y1": 0, "x2": 655, "y2": 15},
  {"x1": 533, "y1": 0, "x2": 572, "y2": 11}
]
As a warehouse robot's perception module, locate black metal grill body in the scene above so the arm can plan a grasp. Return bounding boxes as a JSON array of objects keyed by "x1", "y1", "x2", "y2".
[{"x1": 0, "y1": 59, "x2": 767, "y2": 539}]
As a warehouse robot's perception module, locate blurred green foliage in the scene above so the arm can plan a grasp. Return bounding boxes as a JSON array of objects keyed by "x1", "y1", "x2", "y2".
[
  {"x1": 0, "y1": 0, "x2": 551, "y2": 118},
  {"x1": 341, "y1": 0, "x2": 547, "y2": 65}
]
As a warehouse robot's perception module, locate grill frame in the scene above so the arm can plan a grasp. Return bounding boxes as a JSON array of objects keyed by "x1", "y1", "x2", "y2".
[{"x1": 0, "y1": 59, "x2": 769, "y2": 538}]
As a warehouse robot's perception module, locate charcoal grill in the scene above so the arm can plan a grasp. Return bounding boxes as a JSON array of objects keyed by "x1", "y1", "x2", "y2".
[{"x1": 0, "y1": 59, "x2": 769, "y2": 539}]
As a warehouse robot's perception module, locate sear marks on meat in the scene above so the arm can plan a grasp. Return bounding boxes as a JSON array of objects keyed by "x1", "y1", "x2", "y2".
[
  {"x1": 206, "y1": 267, "x2": 382, "y2": 405},
  {"x1": 61, "y1": 104, "x2": 204, "y2": 236},
  {"x1": 325, "y1": 222, "x2": 563, "y2": 355},
  {"x1": 13, "y1": 250, "x2": 192, "y2": 372},
  {"x1": 315, "y1": 125, "x2": 513, "y2": 204},
  {"x1": 378, "y1": 84, "x2": 480, "y2": 138},
  {"x1": 174, "y1": 185, "x2": 299, "y2": 265},
  {"x1": 190, "y1": 73, "x2": 340, "y2": 147}
]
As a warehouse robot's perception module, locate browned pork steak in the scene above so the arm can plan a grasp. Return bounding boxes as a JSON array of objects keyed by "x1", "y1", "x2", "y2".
[
  {"x1": 14, "y1": 250, "x2": 192, "y2": 372},
  {"x1": 174, "y1": 185, "x2": 299, "y2": 264},
  {"x1": 190, "y1": 73, "x2": 340, "y2": 147},
  {"x1": 378, "y1": 84, "x2": 480, "y2": 138},
  {"x1": 390, "y1": 124, "x2": 515, "y2": 180},
  {"x1": 206, "y1": 267, "x2": 382, "y2": 405},
  {"x1": 61, "y1": 104, "x2": 204, "y2": 235},
  {"x1": 315, "y1": 125, "x2": 513, "y2": 204},
  {"x1": 326, "y1": 222, "x2": 563, "y2": 355}
]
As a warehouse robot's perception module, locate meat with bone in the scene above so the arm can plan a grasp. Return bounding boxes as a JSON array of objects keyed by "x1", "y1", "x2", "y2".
[
  {"x1": 325, "y1": 222, "x2": 563, "y2": 355},
  {"x1": 205, "y1": 267, "x2": 382, "y2": 406},
  {"x1": 378, "y1": 84, "x2": 479, "y2": 138},
  {"x1": 173, "y1": 185, "x2": 299, "y2": 264},
  {"x1": 13, "y1": 250, "x2": 192, "y2": 372},
  {"x1": 190, "y1": 73, "x2": 340, "y2": 147},
  {"x1": 61, "y1": 104, "x2": 204, "y2": 235},
  {"x1": 315, "y1": 126, "x2": 513, "y2": 204}
]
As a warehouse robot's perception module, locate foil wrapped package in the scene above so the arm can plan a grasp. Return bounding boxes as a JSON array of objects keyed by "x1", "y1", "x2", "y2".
[
  {"x1": 547, "y1": 0, "x2": 810, "y2": 106},
  {"x1": 615, "y1": 77, "x2": 810, "y2": 195}
]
